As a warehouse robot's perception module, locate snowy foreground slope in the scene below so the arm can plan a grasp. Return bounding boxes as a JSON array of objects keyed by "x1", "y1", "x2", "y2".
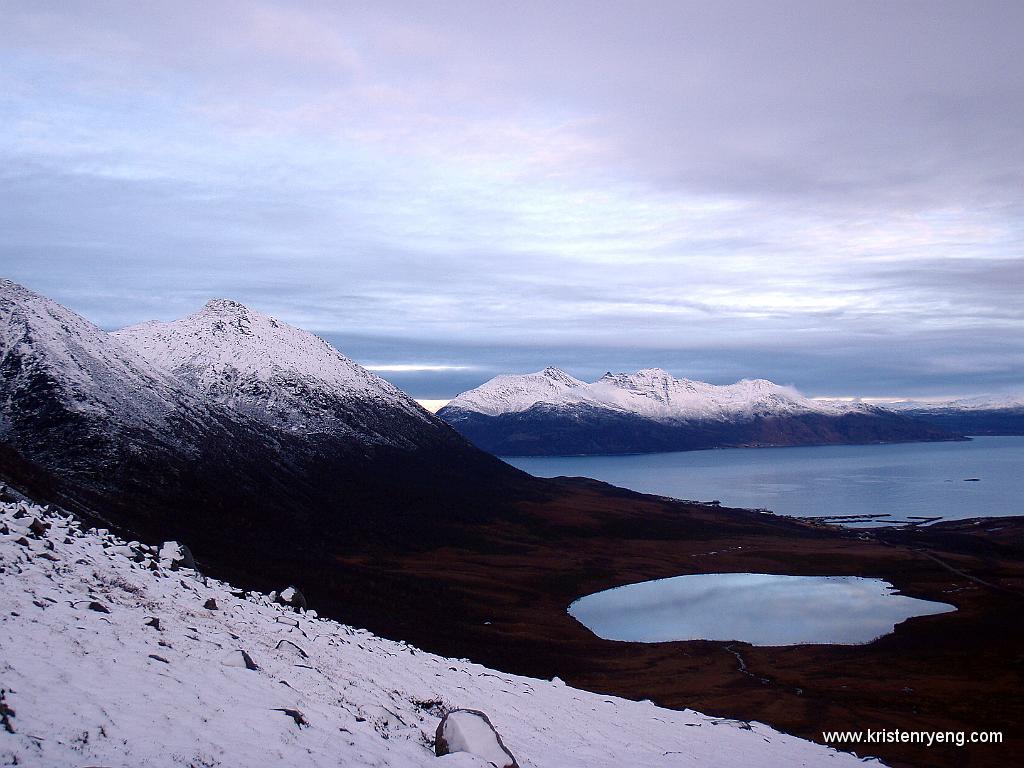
[{"x1": 0, "y1": 501, "x2": 874, "y2": 767}]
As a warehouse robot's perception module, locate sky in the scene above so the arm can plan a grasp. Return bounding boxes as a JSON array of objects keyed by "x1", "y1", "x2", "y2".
[{"x1": 2, "y1": 1, "x2": 1022, "y2": 400}]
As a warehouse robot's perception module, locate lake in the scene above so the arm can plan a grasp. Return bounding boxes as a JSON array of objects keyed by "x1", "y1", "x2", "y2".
[
  {"x1": 506, "y1": 436, "x2": 1024, "y2": 524},
  {"x1": 568, "y1": 573, "x2": 956, "y2": 645}
]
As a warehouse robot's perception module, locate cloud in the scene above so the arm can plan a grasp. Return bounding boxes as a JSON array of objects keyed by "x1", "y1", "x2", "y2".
[{"x1": 0, "y1": 1, "x2": 1021, "y2": 398}]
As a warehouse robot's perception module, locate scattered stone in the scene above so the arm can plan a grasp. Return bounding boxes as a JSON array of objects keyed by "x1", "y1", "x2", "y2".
[
  {"x1": 28, "y1": 518, "x2": 50, "y2": 537},
  {"x1": 204, "y1": 598, "x2": 218, "y2": 610},
  {"x1": 434, "y1": 709, "x2": 519, "y2": 768},
  {"x1": 145, "y1": 617, "x2": 162, "y2": 631},
  {"x1": 274, "y1": 586, "x2": 307, "y2": 612},
  {"x1": 87, "y1": 601, "x2": 110, "y2": 614},
  {"x1": 14, "y1": 537, "x2": 31, "y2": 548},
  {"x1": 273, "y1": 708, "x2": 309, "y2": 728},
  {"x1": 221, "y1": 649, "x2": 259, "y2": 671},
  {"x1": 148, "y1": 654, "x2": 170, "y2": 664}
]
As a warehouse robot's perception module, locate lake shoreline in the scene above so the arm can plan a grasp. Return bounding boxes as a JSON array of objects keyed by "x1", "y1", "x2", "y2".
[
  {"x1": 321, "y1": 476, "x2": 1024, "y2": 768},
  {"x1": 506, "y1": 435, "x2": 1024, "y2": 524}
]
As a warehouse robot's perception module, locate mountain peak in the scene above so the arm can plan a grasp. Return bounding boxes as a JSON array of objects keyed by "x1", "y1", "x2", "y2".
[
  {"x1": 447, "y1": 367, "x2": 852, "y2": 421},
  {"x1": 195, "y1": 299, "x2": 259, "y2": 335},
  {"x1": 114, "y1": 299, "x2": 431, "y2": 438},
  {"x1": 202, "y1": 297, "x2": 253, "y2": 316}
]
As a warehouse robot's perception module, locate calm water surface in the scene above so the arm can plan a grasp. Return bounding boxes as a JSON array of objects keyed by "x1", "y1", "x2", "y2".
[
  {"x1": 569, "y1": 573, "x2": 956, "y2": 645},
  {"x1": 507, "y1": 436, "x2": 1024, "y2": 523}
]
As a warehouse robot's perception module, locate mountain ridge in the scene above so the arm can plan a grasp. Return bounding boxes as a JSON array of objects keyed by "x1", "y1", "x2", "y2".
[
  {"x1": 0, "y1": 278, "x2": 535, "y2": 565},
  {"x1": 439, "y1": 367, "x2": 963, "y2": 456}
]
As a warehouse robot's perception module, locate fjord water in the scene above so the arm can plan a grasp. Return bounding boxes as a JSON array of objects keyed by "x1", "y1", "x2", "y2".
[
  {"x1": 568, "y1": 573, "x2": 956, "y2": 645},
  {"x1": 507, "y1": 436, "x2": 1024, "y2": 523}
]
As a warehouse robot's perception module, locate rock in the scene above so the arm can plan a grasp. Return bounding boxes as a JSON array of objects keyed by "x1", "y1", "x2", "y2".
[
  {"x1": 274, "y1": 586, "x2": 307, "y2": 612},
  {"x1": 87, "y1": 601, "x2": 110, "y2": 614},
  {"x1": 434, "y1": 709, "x2": 519, "y2": 768},
  {"x1": 0, "y1": 689, "x2": 15, "y2": 733},
  {"x1": 221, "y1": 649, "x2": 259, "y2": 671},
  {"x1": 148, "y1": 654, "x2": 170, "y2": 664},
  {"x1": 27, "y1": 518, "x2": 50, "y2": 537},
  {"x1": 145, "y1": 617, "x2": 162, "y2": 631},
  {"x1": 273, "y1": 708, "x2": 309, "y2": 728},
  {"x1": 159, "y1": 541, "x2": 196, "y2": 571},
  {"x1": 204, "y1": 598, "x2": 218, "y2": 610},
  {"x1": 274, "y1": 639, "x2": 309, "y2": 659}
]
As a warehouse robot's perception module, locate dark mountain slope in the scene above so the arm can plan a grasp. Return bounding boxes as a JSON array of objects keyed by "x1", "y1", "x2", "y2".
[{"x1": 0, "y1": 279, "x2": 537, "y2": 577}]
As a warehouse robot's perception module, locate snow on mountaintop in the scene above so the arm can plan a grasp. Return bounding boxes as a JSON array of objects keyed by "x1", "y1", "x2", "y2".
[
  {"x1": 446, "y1": 367, "x2": 858, "y2": 421},
  {"x1": 0, "y1": 279, "x2": 190, "y2": 429},
  {"x1": 114, "y1": 298, "x2": 430, "y2": 433},
  {"x1": 449, "y1": 366, "x2": 589, "y2": 416},
  {"x1": 882, "y1": 393, "x2": 1024, "y2": 412},
  {"x1": 0, "y1": 499, "x2": 874, "y2": 767}
]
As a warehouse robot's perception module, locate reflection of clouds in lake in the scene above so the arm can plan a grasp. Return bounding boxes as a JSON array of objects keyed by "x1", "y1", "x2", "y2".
[{"x1": 569, "y1": 573, "x2": 954, "y2": 646}]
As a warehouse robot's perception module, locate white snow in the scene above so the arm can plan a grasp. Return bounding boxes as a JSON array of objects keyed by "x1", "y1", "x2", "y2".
[
  {"x1": 0, "y1": 279, "x2": 200, "y2": 430},
  {"x1": 446, "y1": 367, "x2": 861, "y2": 421},
  {"x1": 114, "y1": 298, "x2": 431, "y2": 435},
  {"x1": 0, "y1": 500, "x2": 877, "y2": 767},
  {"x1": 881, "y1": 394, "x2": 1024, "y2": 412}
]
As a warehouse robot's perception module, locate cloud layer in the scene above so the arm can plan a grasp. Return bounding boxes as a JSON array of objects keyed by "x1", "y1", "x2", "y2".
[{"x1": 2, "y1": 1, "x2": 1022, "y2": 397}]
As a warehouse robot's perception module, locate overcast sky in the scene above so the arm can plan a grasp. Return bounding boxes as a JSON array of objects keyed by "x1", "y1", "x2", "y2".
[{"x1": 2, "y1": 1, "x2": 1022, "y2": 399}]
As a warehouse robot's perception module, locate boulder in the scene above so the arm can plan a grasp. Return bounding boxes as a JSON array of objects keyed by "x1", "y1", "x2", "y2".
[
  {"x1": 434, "y1": 709, "x2": 518, "y2": 768},
  {"x1": 221, "y1": 649, "x2": 258, "y2": 671},
  {"x1": 274, "y1": 586, "x2": 307, "y2": 612},
  {"x1": 159, "y1": 541, "x2": 196, "y2": 571}
]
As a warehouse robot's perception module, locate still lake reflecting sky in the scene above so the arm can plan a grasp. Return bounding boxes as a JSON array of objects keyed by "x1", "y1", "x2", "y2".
[{"x1": 569, "y1": 573, "x2": 955, "y2": 646}]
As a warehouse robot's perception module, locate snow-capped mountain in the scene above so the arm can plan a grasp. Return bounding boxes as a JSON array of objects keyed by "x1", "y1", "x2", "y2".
[
  {"x1": 877, "y1": 393, "x2": 1024, "y2": 436},
  {"x1": 0, "y1": 279, "x2": 529, "y2": 571},
  {"x1": 0, "y1": 279, "x2": 183, "y2": 429},
  {"x1": 882, "y1": 394, "x2": 1024, "y2": 412},
  {"x1": 439, "y1": 368, "x2": 962, "y2": 456},
  {"x1": 448, "y1": 367, "x2": 856, "y2": 421},
  {"x1": 0, "y1": 278, "x2": 234, "y2": 482},
  {"x1": 114, "y1": 299, "x2": 433, "y2": 446},
  {"x1": 0, "y1": 499, "x2": 871, "y2": 767}
]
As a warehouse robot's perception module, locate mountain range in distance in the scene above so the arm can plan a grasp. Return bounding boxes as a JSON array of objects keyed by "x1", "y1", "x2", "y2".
[
  {"x1": 880, "y1": 395, "x2": 1024, "y2": 436},
  {"x1": 436, "y1": 367, "x2": 1016, "y2": 456}
]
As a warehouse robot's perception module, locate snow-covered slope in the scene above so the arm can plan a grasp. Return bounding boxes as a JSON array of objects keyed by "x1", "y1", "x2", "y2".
[
  {"x1": 0, "y1": 279, "x2": 198, "y2": 434},
  {"x1": 0, "y1": 499, "x2": 874, "y2": 767},
  {"x1": 446, "y1": 367, "x2": 856, "y2": 422},
  {"x1": 114, "y1": 299, "x2": 431, "y2": 441}
]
